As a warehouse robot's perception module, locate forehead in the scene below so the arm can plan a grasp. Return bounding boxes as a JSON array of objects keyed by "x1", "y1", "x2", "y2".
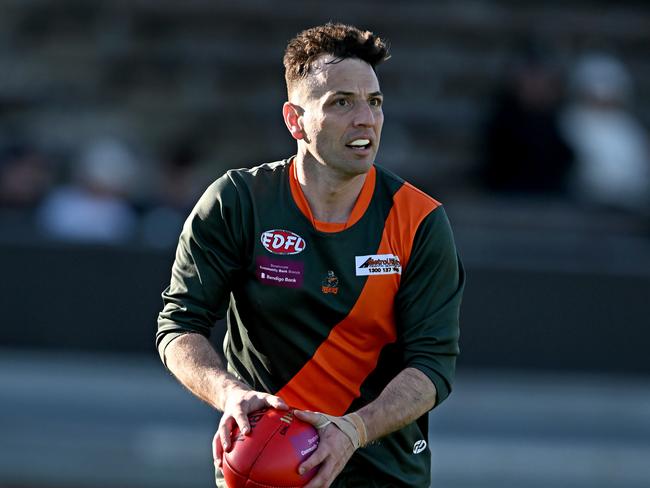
[{"x1": 298, "y1": 55, "x2": 380, "y2": 99}]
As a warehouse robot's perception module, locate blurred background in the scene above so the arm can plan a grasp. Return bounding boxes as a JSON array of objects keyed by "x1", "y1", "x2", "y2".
[{"x1": 1, "y1": 0, "x2": 649, "y2": 487}]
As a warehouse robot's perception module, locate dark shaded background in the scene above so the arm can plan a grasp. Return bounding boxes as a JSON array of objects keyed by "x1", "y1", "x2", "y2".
[{"x1": 1, "y1": 1, "x2": 649, "y2": 487}]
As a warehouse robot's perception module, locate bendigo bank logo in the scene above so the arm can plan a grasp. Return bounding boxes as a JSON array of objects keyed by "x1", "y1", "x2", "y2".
[{"x1": 261, "y1": 229, "x2": 306, "y2": 255}]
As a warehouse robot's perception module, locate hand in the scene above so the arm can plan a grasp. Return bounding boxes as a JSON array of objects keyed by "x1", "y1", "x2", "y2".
[
  {"x1": 213, "y1": 385, "x2": 288, "y2": 470},
  {"x1": 293, "y1": 410, "x2": 357, "y2": 488}
]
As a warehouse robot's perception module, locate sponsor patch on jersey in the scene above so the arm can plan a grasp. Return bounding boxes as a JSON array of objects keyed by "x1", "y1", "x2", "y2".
[
  {"x1": 256, "y1": 256, "x2": 304, "y2": 288},
  {"x1": 355, "y1": 254, "x2": 402, "y2": 276},
  {"x1": 261, "y1": 229, "x2": 306, "y2": 255}
]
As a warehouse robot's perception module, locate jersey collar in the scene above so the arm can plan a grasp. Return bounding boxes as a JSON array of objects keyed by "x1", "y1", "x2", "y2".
[{"x1": 288, "y1": 158, "x2": 376, "y2": 233}]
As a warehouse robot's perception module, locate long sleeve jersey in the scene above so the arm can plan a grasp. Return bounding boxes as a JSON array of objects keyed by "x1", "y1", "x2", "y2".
[{"x1": 157, "y1": 158, "x2": 464, "y2": 487}]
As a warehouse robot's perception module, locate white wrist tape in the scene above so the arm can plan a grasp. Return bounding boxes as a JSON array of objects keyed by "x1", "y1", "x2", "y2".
[{"x1": 316, "y1": 412, "x2": 368, "y2": 449}]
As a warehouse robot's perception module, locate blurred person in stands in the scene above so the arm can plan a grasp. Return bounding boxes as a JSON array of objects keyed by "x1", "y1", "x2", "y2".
[
  {"x1": 0, "y1": 141, "x2": 54, "y2": 239},
  {"x1": 37, "y1": 136, "x2": 139, "y2": 244},
  {"x1": 561, "y1": 52, "x2": 650, "y2": 214},
  {"x1": 478, "y1": 41, "x2": 574, "y2": 196},
  {"x1": 0, "y1": 141, "x2": 53, "y2": 211},
  {"x1": 141, "y1": 137, "x2": 202, "y2": 248}
]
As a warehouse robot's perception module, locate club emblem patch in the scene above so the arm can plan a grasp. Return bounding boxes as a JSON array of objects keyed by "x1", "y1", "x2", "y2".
[
  {"x1": 355, "y1": 254, "x2": 402, "y2": 276},
  {"x1": 321, "y1": 270, "x2": 339, "y2": 294}
]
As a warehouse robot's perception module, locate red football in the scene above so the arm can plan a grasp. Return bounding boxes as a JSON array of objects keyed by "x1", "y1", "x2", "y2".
[{"x1": 217, "y1": 407, "x2": 319, "y2": 488}]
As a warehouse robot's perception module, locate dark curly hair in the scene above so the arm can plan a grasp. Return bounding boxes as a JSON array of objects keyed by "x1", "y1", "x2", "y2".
[{"x1": 283, "y1": 23, "x2": 390, "y2": 93}]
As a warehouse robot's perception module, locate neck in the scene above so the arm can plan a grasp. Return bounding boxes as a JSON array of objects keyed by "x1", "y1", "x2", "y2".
[{"x1": 294, "y1": 154, "x2": 368, "y2": 223}]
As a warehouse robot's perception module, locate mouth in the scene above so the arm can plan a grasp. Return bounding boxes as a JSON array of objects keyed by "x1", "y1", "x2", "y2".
[{"x1": 345, "y1": 138, "x2": 372, "y2": 152}]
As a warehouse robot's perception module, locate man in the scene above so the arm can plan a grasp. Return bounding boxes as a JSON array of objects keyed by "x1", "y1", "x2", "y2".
[{"x1": 157, "y1": 23, "x2": 464, "y2": 488}]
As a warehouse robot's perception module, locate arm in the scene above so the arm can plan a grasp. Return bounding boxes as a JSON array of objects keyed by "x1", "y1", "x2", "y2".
[
  {"x1": 296, "y1": 207, "x2": 463, "y2": 487},
  {"x1": 356, "y1": 367, "x2": 435, "y2": 442},
  {"x1": 295, "y1": 367, "x2": 435, "y2": 487},
  {"x1": 165, "y1": 333, "x2": 287, "y2": 459},
  {"x1": 157, "y1": 175, "x2": 286, "y2": 462}
]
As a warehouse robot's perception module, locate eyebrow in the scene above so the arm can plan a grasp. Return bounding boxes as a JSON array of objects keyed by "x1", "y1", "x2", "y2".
[{"x1": 330, "y1": 91, "x2": 384, "y2": 98}]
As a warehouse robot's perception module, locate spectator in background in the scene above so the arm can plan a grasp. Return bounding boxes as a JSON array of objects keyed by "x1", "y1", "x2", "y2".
[
  {"x1": 0, "y1": 142, "x2": 53, "y2": 211},
  {"x1": 37, "y1": 137, "x2": 139, "y2": 244},
  {"x1": 0, "y1": 141, "x2": 55, "y2": 240},
  {"x1": 561, "y1": 52, "x2": 650, "y2": 214},
  {"x1": 141, "y1": 138, "x2": 202, "y2": 248},
  {"x1": 478, "y1": 42, "x2": 574, "y2": 196}
]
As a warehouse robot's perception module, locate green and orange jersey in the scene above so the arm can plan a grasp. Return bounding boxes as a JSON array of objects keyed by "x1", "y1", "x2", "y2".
[{"x1": 157, "y1": 158, "x2": 464, "y2": 487}]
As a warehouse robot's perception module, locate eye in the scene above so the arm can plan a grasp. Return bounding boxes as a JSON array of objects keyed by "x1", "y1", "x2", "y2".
[
  {"x1": 369, "y1": 97, "x2": 383, "y2": 107},
  {"x1": 334, "y1": 98, "x2": 350, "y2": 107}
]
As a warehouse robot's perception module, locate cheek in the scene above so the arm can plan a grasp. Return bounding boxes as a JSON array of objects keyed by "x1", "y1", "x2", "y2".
[
  {"x1": 374, "y1": 113, "x2": 384, "y2": 139},
  {"x1": 305, "y1": 116, "x2": 331, "y2": 142},
  {"x1": 297, "y1": 116, "x2": 314, "y2": 142},
  {"x1": 304, "y1": 123, "x2": 321, "y2": 144},
  {"x1": 376, "y1": 111, "x2": 384, "y2": 128}
]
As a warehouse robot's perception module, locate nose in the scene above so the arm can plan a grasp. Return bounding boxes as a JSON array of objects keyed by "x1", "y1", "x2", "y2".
[{"x1": 353, "y1": 102, "x2": 376, "y2": 127}]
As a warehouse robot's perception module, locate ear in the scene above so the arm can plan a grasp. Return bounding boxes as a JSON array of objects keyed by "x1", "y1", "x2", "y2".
[{"x1": 283, "y1": 102, "x2": 304, "y2": 140}]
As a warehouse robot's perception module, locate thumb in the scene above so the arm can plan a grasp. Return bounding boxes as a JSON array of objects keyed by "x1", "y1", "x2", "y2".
[{"x1": 294, "y1": 410, "x2": 331, "y2": 429}]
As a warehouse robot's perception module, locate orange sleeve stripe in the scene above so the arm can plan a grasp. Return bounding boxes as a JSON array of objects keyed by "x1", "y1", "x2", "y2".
[
  {"x1": 383, "y1": 182, "x2": 441, "y2": 270},
  {"x1": 276, "y1": 183, "x2": 440, "y2": 414}
]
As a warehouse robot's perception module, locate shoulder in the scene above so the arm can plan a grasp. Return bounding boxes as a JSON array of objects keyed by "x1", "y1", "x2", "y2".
[
  {"x1": 374, "y1": 164, "x2": 442, "y2": 210},
  {"x1": 196, "y1": 159, "x2": 291, "y2": 213},
  {"x1": 374, "y1": 164, "x2": 442, "y2": 225},
  {"x1": 223, "y1": 159, "x2": 291, "y2": 187}
]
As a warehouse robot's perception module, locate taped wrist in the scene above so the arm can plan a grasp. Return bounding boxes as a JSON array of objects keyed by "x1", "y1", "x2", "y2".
[
  {"x1": 320, "y1": 412, "x2": 368, "y2": 449},
  {"x1": 345, "y1": 412, "x2": 368, "y2": 447}
]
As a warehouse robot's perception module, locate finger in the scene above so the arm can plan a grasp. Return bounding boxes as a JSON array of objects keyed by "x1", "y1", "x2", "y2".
[
  {"x1": 294, "y1": 410, "x2": 331, "y2": 429},
  {"x1": 303, "y1": 475, "x2": 330, "y2": 488},
  {"x1": 218, "y1": 416, "x2": 235, "y2": 451},
  {"x1": 232, "y1": 409, "x2": 251, "y2": 436},
  {"x1": 298, "y1": 441, "x2": 328, "y2": 475},
  {"x1": 302, "y1": 459, "x2": 333, "y2": 488},
  {"x1": 293, "y1": 409, "x2": 319, "y2": 423},
  {"x1": 212, "y1": 431, "x2": 224, "y2": 466},
  {"x1": 263, "y1": 394, "x2": 288, "y2": 410},
  {"x1": 305, "y1": 455, "x2": 348, "y2": 488}
]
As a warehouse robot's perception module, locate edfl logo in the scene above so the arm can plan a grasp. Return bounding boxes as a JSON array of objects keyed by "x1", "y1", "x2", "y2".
[{"x1": 261, "y1": 229, "x2": 306, "y2": 255}]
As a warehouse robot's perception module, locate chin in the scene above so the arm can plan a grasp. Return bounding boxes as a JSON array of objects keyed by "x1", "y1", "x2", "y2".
[
  {"x1": 317, "y1": 150, "x2": 375, "y2": 177},
  {"x1": 341, "y1": 158, "x2": 373, "y2": 176}
]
